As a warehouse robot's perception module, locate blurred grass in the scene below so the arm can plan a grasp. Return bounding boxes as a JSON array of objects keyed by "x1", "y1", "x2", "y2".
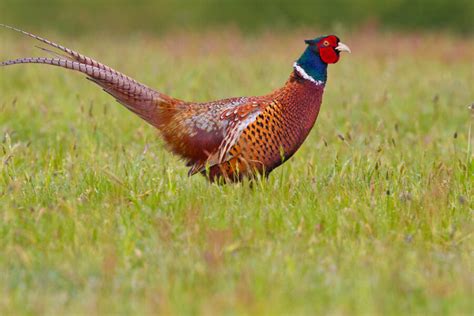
[
  {"x1": 1, "y1": 0, "x2": 474, "y2": 35},
  {"x1": 0, "y1": 28, "x2": 473, "y2": 314}
]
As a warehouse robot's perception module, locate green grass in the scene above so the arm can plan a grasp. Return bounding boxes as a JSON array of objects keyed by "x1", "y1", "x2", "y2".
[{"x1": 0, "y1": 30, "x2": 472, "y2": 315}]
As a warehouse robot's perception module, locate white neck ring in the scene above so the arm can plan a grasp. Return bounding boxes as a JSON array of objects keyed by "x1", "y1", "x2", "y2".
[{"x1": 293, "y1": 62, "x2": 325, "y2": 86}]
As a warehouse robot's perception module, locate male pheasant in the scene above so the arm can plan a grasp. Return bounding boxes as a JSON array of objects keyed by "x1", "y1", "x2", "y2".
[{"x1": 0, "y1": 25, "x2": 350, "y2": 182}]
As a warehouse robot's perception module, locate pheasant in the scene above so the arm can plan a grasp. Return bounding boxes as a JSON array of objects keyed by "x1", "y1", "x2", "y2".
[{"x1": 0, "y1": 25, "x2": 350, "y2": 182}]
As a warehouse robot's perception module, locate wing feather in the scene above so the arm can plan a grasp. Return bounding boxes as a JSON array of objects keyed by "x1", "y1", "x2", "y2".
[{"x1": 188, "y1": 100, "x2": 270, "y2": 175}]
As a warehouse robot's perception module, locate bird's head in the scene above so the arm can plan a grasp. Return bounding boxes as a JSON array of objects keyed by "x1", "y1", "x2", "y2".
[
  {"x1": 304, "y1": 35, "x2": 351, "y2": 64},
  {"x1": 295, "y1": 35, "x2": 350, "y2": 83}
]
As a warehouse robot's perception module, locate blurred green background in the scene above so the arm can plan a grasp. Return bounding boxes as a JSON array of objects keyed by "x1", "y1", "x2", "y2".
[{"x1": 1, "y1": 0, "x2": 473, "y2": 35}]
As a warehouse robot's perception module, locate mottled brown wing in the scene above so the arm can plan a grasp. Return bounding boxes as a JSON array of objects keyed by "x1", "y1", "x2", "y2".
[
  {"x1": 211, "y1": 99, "x2": 294, "y2": 181},
  {"x1": 188, "y1": 100, "x2": 272, "y2": 175}
]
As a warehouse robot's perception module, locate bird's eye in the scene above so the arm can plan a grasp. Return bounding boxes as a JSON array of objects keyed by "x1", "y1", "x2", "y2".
[{"x1": 323, "y1": 40, "x2": 330, "y2": 46}]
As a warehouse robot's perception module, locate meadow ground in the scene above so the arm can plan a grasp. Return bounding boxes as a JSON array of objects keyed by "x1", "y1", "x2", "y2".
[{"x1": 0, "y1": 29, "x2": 472, "y2": 315}]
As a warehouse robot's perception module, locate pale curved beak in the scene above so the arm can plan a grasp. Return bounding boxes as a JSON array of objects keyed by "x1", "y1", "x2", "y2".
[{"x1": 336, "y1": 42, "x2": 351, "y2": 53}]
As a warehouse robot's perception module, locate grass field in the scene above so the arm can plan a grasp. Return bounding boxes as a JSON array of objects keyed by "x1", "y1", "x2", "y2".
[{"x1": 0, "y1": 29, "x2": 473, "y2": 315}]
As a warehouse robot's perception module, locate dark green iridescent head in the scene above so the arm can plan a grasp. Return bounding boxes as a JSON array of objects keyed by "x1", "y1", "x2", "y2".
[{"x1": 296, "y1": 35, "x2": 350, "y2": 83}]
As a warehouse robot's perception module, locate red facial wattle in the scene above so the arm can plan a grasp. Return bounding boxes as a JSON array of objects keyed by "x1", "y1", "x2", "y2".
[
  {"x1": 319, "y1": 46, "x2": 340, "y2": 64},
  {"x1": 318, "y1": 35, "x2": 340, "y2": 64}
]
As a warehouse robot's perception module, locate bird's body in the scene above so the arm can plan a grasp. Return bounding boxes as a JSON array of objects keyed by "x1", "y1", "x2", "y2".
[{"x1": 1, "y1": 25, "x2": 350, "y2": 182}]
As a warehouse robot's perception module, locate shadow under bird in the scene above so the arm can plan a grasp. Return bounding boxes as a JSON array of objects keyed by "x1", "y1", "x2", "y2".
[{"x1": 0, "y1": 25, "x2": 350, "y2": 182}]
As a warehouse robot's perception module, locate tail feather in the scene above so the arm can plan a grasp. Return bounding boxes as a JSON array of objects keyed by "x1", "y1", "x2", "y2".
[
  {"x1": 1, "y1": 56, "x2": 169, "y2": 125},
  {"x1": 34, "y1": 45, "x2": 76, "y2": 61},
  {"x1": 0, "y1": 25, "x2": 209, "y2": 164},
  {"x1": 0, "y1": 24, "x2": 143, "y2": 87},
  {"x1": 0, "y1": 24, "x2": 181, "y2": 129}
]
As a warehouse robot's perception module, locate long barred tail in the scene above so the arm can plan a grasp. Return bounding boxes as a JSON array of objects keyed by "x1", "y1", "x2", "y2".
[{"x1": 0, "y1": 24, "x2": 180, "y2": 128}]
